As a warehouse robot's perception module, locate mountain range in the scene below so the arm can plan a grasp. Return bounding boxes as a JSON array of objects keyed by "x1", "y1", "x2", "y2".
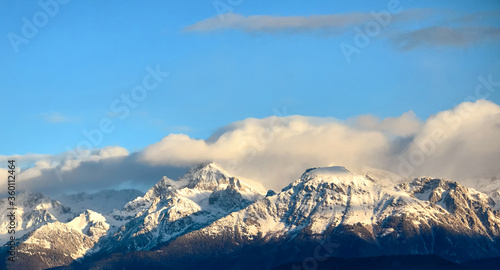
[{"x1": 2, "y1": 162, "x2": 500, "y2": 270}]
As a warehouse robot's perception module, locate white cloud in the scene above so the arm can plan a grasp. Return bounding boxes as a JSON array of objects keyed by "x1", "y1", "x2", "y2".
[
  {"x1": 393, "y1": 100, "x2": 500, "y2": 181},
  {"x1": 140, "y1": 100, "x2": 500, "y2": 190},
  {"x1": 346, "y1": 110, "x2": 422, "y2": 137},
  {"x1": 3, "y1": 100, "x2": 500, "y2": 194},
  {"x1": 0, "y1": 169, "x2": 7, "y2": 188},
  {"x1": 139, "y1": 115, "x2": 392, "y2": 189},
  {"x1": 59, "y1": 146, "x2": 129, "y2": 172},
  {"x1": 0, "y1": 153, "x2": 52, "y2": 164}
]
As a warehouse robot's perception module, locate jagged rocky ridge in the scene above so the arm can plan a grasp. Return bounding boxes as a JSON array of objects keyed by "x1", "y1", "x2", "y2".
[
  {"x1": 2, "y1": 163, "x2": 265, "y2": 269},
  {"x1": 2, "y1": 163, "x2": 500, "y2": 270},
  {"x1": 0, "y1": 192, "x2": 76, "y2": 245},
  {"x1": 14, "y1": 210, "x2": 109, "y2": 269},
  {"x1": 95, "y1": 162, "x2": 264, "y2": 253},
  {"x1": 130, "y1": 166, "x2": 499, "y2": 269}
]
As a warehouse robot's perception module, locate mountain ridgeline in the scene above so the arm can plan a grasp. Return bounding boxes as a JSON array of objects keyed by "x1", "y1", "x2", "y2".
[{"x1": 2, "y1": 163, "x2": 500, "y2": 270}]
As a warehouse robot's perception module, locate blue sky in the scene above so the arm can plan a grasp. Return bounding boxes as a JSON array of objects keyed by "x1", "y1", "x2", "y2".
[{"x1": 1, "y1": 0, "x2": 500, "y2": 157}]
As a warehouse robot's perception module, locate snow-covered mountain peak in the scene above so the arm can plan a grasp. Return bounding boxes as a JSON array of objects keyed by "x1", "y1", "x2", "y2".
[
  {"x1": 399, "y1": 177, "x2": 498, "y2": 219},
  {"x1": 189, "y1": 162, "x2": 228, "y2": 174},
  {"x1": 302, "y1": 166, "x2": 352, "y2": 178},
  {"x1": 143, "y1": 176, "x2": 178, "y2": 201},
  {"x1": 298, "y1": 166, "x2": 375, "y2": 188},
  {"x1": 175, "y1": 162, "x2": 258, "y2": 193},
  {"x1": 121, "y1": 162, "x2": 261, "y2": 215},
  {"x1": 0, "y1": 191, "x2": 76, "y2": 244},
  {"x1": 403, "y1": 177, "x2": 461, "y2": 203},
  {"x1": 181, "y1": 162, "x2": 234, "y2": 189},
  {"x1": 17, "y1": 209, "x2": 111, "y2": 264},
  {"x1": 138, "y1": 162, "x2": 254, "y2": 200},
  {"x1": 67, "y1": 210, "x2": 109, "y2": 238},
  {"x1": 68, "y1": 210, "x2": 107, "y2": 226},
  {"x1": 99, "y1": 163, "x2": 264, "y2": 253}
]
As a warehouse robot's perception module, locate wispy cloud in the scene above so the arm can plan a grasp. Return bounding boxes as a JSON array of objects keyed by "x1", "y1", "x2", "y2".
[
  {"x1": 184, "y1": 10, "x2": 430, "y2": 34},
  {"x1": 185, "y1": 13, "x2": 369, "y2": 33},
  {"x1": 446, "y1": 10, "x2": 500, "y2": 24},
  {"x1": 40, "y1": 112, "x2": 79, "y2": 124},
  {"x1": 185, "y1": 9, "x2": 500, "y2": 50},
  {"x1": 390, "y1": 26, "x2": 500, "y2": 51}
]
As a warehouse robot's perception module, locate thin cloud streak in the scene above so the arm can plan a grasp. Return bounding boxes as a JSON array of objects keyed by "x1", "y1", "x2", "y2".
[
  {"x1": 185, "y1": 9, "x2": 500, "y2": 50},
  {"x1": 184, "y1": 9, "x2": 431, "y2": 34},
  {"x1": 185, "y1": 13, "x2": 369, "y2": 33},
  {"x1": 391, "y1": 26, "x2": 500, "y2": 51}
]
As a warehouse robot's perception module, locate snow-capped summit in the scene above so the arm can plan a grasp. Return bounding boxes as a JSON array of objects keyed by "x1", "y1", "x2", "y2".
[
  {"x1": 0, "y1": 191, "x2": 76, "y2": 245},
  {"x1": 179, "y1": 162, "x2": 256, "y2": 192},
  {"x1": 67, "y1": 210, "x2": 109, "y2": 238},
  {"x1": 121, "y1": 162, "x2": 260, "y2": 215},
  {"x1": 302, "y1": 166, "x2": 351, "y2": 177},
  {"x1": 299, "y1": 166, "x2": 371, "y2": 185},
  {"x1": 16, "y1": 209, "x2": 111, "y2": 268},
  {"x1": 199, "y1": 165, "x2": 390, "y2": 239}
]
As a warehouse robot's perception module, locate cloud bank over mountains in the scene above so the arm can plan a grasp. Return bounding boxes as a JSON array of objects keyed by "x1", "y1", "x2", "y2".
[{"x1": 1, "y1": 100, "x2": 499, "y2": 195}]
